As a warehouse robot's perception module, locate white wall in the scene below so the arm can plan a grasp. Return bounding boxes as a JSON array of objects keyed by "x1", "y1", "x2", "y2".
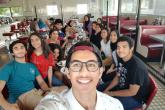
[
  {"x1": 154, "y1": 0, "x2": 165, "y2": 16},
  {"x1": 0, "y1": 0, "x2": 102, "y2": 21}
]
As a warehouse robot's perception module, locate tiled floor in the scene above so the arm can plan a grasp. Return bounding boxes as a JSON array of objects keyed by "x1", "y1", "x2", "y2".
[
  {"x1": 0, "y1": 46, "x2": 165, "y2": 110},
  {"x1": 147, "y1": 75, "x2": 165, "y2": 110},
  {"x1": 146, "y1": 62, "x2": 165, "y2": 110},
  {"x1": 148, "y1": 62, "x2": 165, "y2": 76}
]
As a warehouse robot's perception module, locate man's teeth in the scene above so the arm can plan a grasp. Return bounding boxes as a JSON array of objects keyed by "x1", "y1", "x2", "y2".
[{"x1": 78, "y1": 79, "x2": 90, "y2": 83}]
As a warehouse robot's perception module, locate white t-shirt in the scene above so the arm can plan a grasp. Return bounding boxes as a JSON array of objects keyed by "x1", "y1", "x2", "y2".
[
  {"x1": 35, "y1": 89, "x2": 123, "y2": 110},
  {"x1": 100, "y1": 40, "x2": 111, "y2": 57}
]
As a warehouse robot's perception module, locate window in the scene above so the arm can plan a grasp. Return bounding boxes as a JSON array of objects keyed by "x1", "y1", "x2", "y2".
[
  {"x1": 141, "y1": 0, "x2": 154, "y2": 14},
  {"x1": 11, "y1": 7, "x2": 23, "y2": 17},
  {"x1": 0, "y1": 7, "x2": 23, "y2": 17},
  {"x1": 47, "y1": 5, "x2": 58, "y2": 16},
  {"x1": 120, "y1": 0, "x2": 154, "y2": 14},
  {"x1": 0, "y1": 7, "x2": 10, "y2": 16},
  {"x1": 102, "y1": 0, "x2": 118, "y2": 16},
  {"x1": 121, "y1": 0, "x2": 137, "y2": 13},
  {"x1": 141, "y1": 0, "x2": 153, "y2": 9},
  {"x1": 77, "y1": 4, "x2": 88, "y2": 14}
]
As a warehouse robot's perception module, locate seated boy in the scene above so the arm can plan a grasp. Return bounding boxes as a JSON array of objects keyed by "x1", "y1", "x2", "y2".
[
  {"x1": 0, "y1": 40, "x2": 50, "y2": 110},
  {"x1": 35, "y1": 41, "x2": 123, "y2": 110}
]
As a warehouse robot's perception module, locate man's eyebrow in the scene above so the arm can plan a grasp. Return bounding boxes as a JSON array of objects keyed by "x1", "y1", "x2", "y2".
[
  {"x1": 123, "y1": 45, "x2": 128, "y2": 47},
  {"x1": 70, "y1": 60, "x2": 81, "y2": 62},
  {"x1": 20, "y1": 45, "x2": 25, "y2": 47}
]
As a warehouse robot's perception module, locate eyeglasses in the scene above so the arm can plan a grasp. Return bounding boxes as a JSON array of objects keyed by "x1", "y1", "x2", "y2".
[{"x1": 69, "y1": 60, "x2": 100, "y2": 72}]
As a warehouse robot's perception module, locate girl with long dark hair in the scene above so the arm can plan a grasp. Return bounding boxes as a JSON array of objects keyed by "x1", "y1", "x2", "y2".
[
  {"x1": 83, "y1": 15, "x2": 92, "y2": 37},
  {"x1": 28, "y1": 32, "x2": 54, "y2": 87},
  {"x1": 100, "y1": 28, "x2": 111, "y2": 57}
]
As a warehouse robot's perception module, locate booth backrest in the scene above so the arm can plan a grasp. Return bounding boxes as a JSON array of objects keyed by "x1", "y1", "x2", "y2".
[
  {"x1": 10, "y1": 25, "x2": 16, "y2": 32},
  {"x1": 102, "y1": 16, "x2": 117, "y2": 22},
  {"x1": 144, "y1": 75, "x2": 158, "y2": 110},
  {"x1": 102, "y1": 16, "x2": 129, "y2": 22},
  {"x1": 120, "y1": 19, "x2": 147, "y2": 26},
  {"x1": 140, "y1": 25, "x2": 165, "y2": 45}
]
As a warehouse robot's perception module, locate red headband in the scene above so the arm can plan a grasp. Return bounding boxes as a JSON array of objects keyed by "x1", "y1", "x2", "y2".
[{"x1": 73, "y1": 46, "x2": 94, "y2": 52}]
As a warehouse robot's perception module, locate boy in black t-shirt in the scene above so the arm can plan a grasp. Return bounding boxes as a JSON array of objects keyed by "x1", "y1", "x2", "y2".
[{"x1": 104, "y1": 36, "x2": 150, "y2": 110}]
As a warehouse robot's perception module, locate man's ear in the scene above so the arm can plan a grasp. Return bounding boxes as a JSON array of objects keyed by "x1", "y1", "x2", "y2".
[{"x1": 99, "y1": 67, "x2": 104, "y2": 79}]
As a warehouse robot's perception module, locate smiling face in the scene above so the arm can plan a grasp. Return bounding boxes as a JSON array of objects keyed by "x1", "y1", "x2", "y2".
[
  {"x1": 110, "y1": 31, "x2": 118, "y2": 43},
  {"x1": 92, "y1": 23, "x2": 97, "y2": 30},
  {"x1": 53, "y1": 48, "x2": 60, "y2": 60},
  {"x1": 70, "y1": 20, "x2": 75, "y2": 27},
  {"x1": 84, "y1": 16, "x2": 89, "y2": 21},
  {"x1": 97, "y1": 18, "x2": 102, "y2": 24},
  {"x1": 67, "y1": 50, "x2": 103, "y2": 93},
  {"x1": 101, "y1": 29, "x2": 108, "y2": 39},
  {"x1": 96, "y1": 25, "x2": 101, "y2": 33},
  {"x1": 30, "y1": 35, "x2": 42, "y2": 49},
  {"x1": 50, "y1": 31, "x2": 59, "y2": 40},
  {"x1": 55, "y1": 23, "x2": 63, "y2": 30},
  {"x1": 12, "y1": 43, "x2": 27, "y2": 58}
]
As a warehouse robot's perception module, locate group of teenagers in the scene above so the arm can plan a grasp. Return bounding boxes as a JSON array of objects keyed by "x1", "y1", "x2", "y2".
[{"x1": 0, "y1": 15, "x2": 150, "y2": 110}]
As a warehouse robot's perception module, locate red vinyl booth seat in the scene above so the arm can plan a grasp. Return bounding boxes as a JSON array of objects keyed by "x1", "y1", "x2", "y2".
[
  {"x1": 10, "y1": 25, "x2": 16, "y2": 32},
  {"x1": 102, "y1": 16, "x2": 117, "y2": 22},
  {"x1": 134, "y1": 75, "x2": 158, "y2": 110},
  {"x1": 102, "y1": 16, "x2": 130, "y2": 29},
  {"x1": 144, "y1": 75, "x2": 158, "y2": 110},
  {"x1": 136, "y1": 25, "x2": 165, "y2": 58}
]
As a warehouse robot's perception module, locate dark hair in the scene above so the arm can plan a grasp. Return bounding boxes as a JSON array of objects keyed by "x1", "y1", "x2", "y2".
[
  {"x1": 84, "y1": 15, "x2": 91, "y2": 31},
  {"x1": 49, "y1": 29, "x2": 58, "y2": 38},
  {"x1": 65, "y1": 41, "x2": 103, "y2": 68},
  {"x1": 110, "y1": 29, "x2": 119, "y2": 39},
  {"x1": 61, "y1": 25, "x2": 69, "y2": 34},
  {"x1": 117, "y1": 36, "x2": 134, "y2": 49},
  {"x1": 84, "y1": 15, "x2": 90, "y2": 21},
  {"x1": 48, "y1": 43, "x2": 63, "y2": 61},
  {"x1": 92, "y1": 21, "x2": 97, "y2": 25},
  {"x1": 97, "y1": 18, "x2": 102, "y2": 23},
  {"x1": 101, "y1": 28, "x2": 110, "y2": 44},
  {"x1": 33, "y1": 18, "x2": 37, "y2": 21},
  {"x1": 9, "y1": 40, "x2": 27, "y2": 53},
  {"x1": 96, "y1": 23, "x2": 103, "y2": 30},
  {"x1": 50, "y1": 23, "x2": 56, "y2": 30},
  {"x1": 110, "y1": 29, "x2": 119, "y2": 51},
  {"x1": 28, "y1": 32, "x2": 51, "y2": 60},
  {"x1": 54, "y1": 19, "x2": 63, "y2": 25},
  {"x1": 67, "y1": 20, "x2": 73, "y2": 27}
]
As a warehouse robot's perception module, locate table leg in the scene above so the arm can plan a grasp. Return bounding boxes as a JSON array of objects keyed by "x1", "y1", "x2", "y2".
[{"x1": 160, "y1": 44, "x2": 165, "y2": 68}]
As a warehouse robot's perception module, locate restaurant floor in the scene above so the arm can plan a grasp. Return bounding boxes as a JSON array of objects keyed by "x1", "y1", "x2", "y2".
[
  {"x1": 147, "y1": 62, "x2": 165, "y2": 110},
  {"x1": 0, "y1": 46, "x2": 165, "y2": 110}
]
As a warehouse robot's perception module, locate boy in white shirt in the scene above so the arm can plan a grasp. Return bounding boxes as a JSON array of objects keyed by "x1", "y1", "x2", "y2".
[{"x1": 35, "y1": 41, "x2": 123, "y2": 110}]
